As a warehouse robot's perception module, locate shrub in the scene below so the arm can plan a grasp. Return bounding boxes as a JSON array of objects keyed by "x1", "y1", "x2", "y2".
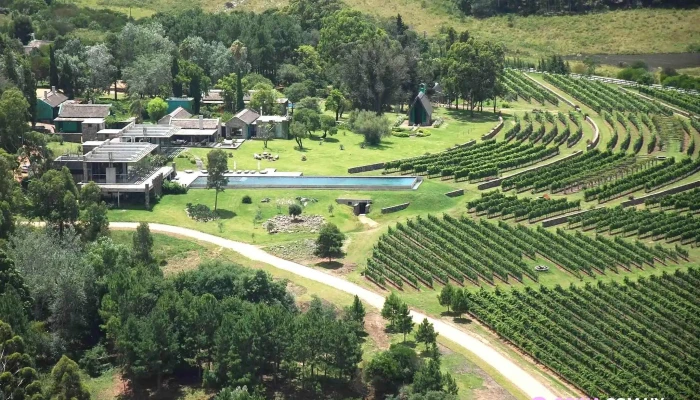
[
  {"x1": 186, "y1": 203, "x2": 218, "y2": 222},
  {"x1": 242, "y1": 195, "x2": 252, "y2": 204},
  {"x1": 392, "y1": 131, "x2": 410, "y2": 138},
  {"x1": 79, "y1": 344, "x2": 110, "y2": 377},
  {"x1": 289, "y1": 204, "x2": 302, "y2": 219},
  {"x1": 162, "y1": 180, "x2": 188, "y2": 195},
  {"x1": 501, "y1": 102, "x2": 511, "y2": 108}
]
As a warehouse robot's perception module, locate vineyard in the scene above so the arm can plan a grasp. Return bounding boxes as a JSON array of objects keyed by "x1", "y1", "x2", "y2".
[
  {"x1": 637, "y1": 85, "x2": 700, "y2": 115},
  {"x1": 466, "y1": 190, "x2": 580, "y2": 222},
  {"x1": 365, "y1": 214, "x2": 676, "y2": 289},
  {"x1": 543, "y1": 73, "x2": 672, "y2": 116},
  {"x1": 584, "y1": 157, "x2": 700, "y2": 203},
  {"x1": 646, "y1": 187, "x2": 700, "y2": 212},
  {"x1": 466, "y1": 268, "x2": 700, "y2": 399},
  {"x1": 500, "y1": 150, "x2": 640, "y2": 193},
  {"x1": 502, "y1": 69, "x2": 559, "y2": 106},
  {"x1": 568, "y1": 206, "x2": 700, "y2": 246},
  {"x1": 383, "y1": 139, "x2": 559, "y2": 182}
]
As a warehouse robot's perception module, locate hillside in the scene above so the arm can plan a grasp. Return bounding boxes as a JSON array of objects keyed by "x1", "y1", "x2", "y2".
[{"x1": 71, "y1": 0, "x2": 700, "y2": 57}]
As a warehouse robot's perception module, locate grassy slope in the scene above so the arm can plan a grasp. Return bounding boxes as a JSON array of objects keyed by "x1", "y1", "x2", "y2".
[{"x1": 71, "y1": 0, "x2": 700, "y2": 57}]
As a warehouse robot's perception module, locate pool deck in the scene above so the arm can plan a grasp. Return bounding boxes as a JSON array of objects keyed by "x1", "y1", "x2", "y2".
[{"x1": 175, "y1": 168, "x2": 303, "y2": 187}]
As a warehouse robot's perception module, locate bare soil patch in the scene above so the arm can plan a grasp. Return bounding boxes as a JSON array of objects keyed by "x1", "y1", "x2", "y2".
[{"x1": 364, "y1": 312, "x2": 390, "y2": 351}]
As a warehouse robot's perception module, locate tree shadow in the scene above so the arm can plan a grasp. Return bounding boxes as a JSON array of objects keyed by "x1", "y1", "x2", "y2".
[
  {"x1": 439, "y1": 310, "x2": 454, "y2": 317},
  {"x1": 362, "y1": 141, "x2": 395, "y2": 151},
  {"x1": 453, "y1": 316, "x2": 473, "y2": 324},
  {"x1": 215, "y1": 209, "x2": 237, "y2": 219},
  {"x1": 443, "y1": 108, "x2": 500, "y2": 123},
  {"x1": 323, "y1": 137, "x2": 340, "y2": 143},
  {"x1": 315, "y1": 260, "x2": 344, "y2": 270}
]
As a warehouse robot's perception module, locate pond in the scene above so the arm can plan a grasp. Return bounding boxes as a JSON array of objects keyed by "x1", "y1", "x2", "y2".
[{"x1": 188, "y1": 175, "x2": 422, "y2": 190}]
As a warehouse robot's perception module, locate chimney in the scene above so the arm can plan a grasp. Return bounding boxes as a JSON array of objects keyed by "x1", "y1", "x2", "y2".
[
  {"x1": 143, "y1": 126, "x2": 147, "y2": 136},
  {"x1": 198, "y1": 115, "x2": 203, "y2": 130},
  {"x1": 44, "y1": 91, "x2": 48, "y2": 99},
  {"x1": 51, "y1": 86, "x2": 56, "y2": 93}
]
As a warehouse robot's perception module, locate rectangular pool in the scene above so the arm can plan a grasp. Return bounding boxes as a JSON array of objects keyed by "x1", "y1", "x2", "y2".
[{"x1": 188, "y1": 175, "x2": 421, "y2": 190}]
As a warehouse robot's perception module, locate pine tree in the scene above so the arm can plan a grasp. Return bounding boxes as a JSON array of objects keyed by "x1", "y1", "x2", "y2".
[
  {"x1": 171, "y1": 55, "x2": 182, "y2": 97},
  {"x1": 395, "y1": 303, "x2": 414, "y2": 342},
  {"x1": 415, "y1": 318, "x2": 438, "y2": 350},
  {"x1": 412, "y1": 359, "x2": 443, "y2": 394},
  {"x1": 345, "y1": 295, "x2": 366, "y2": 329},
  {"x1": 132, "y1": 222, "x2": 154, "y2": 264},
  {"x1": 381, "y1": 292, "x2": 402, "y2": 330},
  {"x1": 49, "y1": 355, "x2": 90, "y2": 400},
  {"x1": 438, "y1": 284, "x2": 455, "y2": 313}
]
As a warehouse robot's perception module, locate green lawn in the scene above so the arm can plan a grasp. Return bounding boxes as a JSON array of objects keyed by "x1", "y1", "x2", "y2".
[
  {"x1": 47, "y1": 141, "x2": 81, "y2": 157},
  {"x1": 176, "y1": 109, "x2": 499, "y2": 176}
]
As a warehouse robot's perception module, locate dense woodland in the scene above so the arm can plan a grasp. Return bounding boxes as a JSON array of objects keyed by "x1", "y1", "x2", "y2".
[{"x1": 451, "y1": 0, "x2": 697, "y2": 17}]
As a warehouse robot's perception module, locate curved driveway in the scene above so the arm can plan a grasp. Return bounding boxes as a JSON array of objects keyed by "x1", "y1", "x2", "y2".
[{"x1": 111, "y1": 222, "x2": 558, "y2": 400}]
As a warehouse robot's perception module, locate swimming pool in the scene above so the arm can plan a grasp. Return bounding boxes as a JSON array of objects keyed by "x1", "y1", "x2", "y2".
[{"x1": 188, "y1": 175, "x2": 421, "y2": 190}]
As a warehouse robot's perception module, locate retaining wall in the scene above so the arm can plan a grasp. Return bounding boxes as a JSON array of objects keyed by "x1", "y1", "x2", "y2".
[
  {"x1": 347, "y1": 162, "x2": 386, "y2": 174},
  {"x1": 585, "y1": 116, "x2": 600, "y2": 150},
  {"x1": 444, "y1": 189, "x2": 465, "y2": 197},
  {"x1": 480, "y1": 116, "x2": 504, "y2": 140},
  {"x1": 523, "y1": 73, "x2": 577, "y2": 108},
  {"x1": 381, "y1": 202, "x2": 410, "y2": 214},
  {"x1": 541, "y1": 209, "x2": 593, "y2": 227}
]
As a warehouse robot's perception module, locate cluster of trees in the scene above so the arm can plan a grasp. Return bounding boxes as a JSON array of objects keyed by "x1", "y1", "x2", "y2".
[
  {"x1": 437, "y1": 284, "x2": 470, "y2": 318},
  {"x1": 372, "y1": 293, "x2": 458, "y2": 399}
]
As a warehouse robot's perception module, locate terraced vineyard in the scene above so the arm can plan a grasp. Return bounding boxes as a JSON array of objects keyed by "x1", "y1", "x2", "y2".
[
  {"x1": 543, "y1": 73, "x2": 672, "y2": 116},
  {"x1": 584, "y1": 157, "x2": 700, "y2": 203},
  {"x1": 500, "y1": 150, "x2": 640, "y2": 193},
  {"x1": 466, "y1": 268, "x2": 700, "y2": 398},
  {"x1": 365, "y1": 214, "x2": 676, "y2": 288},
  {"x1": 502, "y1": 69, "x2": 559, "y2": 106},
  {"x1": 383, "y1": 139, "x2": 559, "y2": 182},
  {"x1": 568, "y1": 206, "x2": 700, "y2": 246},
  {"x1": 646, "y1": 187, "x2": 700, "y2": 212},
  {"x1": 637, "y1": 86, "x2": 700, "y2": 115},
  {"x1": 466, "y1": 190, "x2": 581, "y2": 222}
]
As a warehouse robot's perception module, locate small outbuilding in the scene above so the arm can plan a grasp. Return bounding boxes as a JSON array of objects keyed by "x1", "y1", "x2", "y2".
[
  {"x1": 408, "y1": 85, "x2": 433, "y2": 126},
  {"x1": 36, "y1": 86, "x2": 68, "y2": 122}
]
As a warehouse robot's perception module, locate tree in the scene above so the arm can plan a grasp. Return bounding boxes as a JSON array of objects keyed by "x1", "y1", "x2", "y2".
[
  {"x1": 412, "y1": 359, "x2": 444, "y2": 394},
  {"x1": 286, "y1": 0, "x2": 342, "y2": 31},
  {"x1": 396, "y1": 302, "x2": 414, "y2": 342},
  {"x1": 49, "y1": 45, "x2": 59, "y2": 88},
  {"x1": 339, "y1": 36, "x2": 408, "y2": 114},
  {"x1": 177, "y1": 60, "x2": 211, "y2": 114},
  {"x1": 0, "y1": 88, "x2": 30, "y2": 153},
  {"x1": 278, "y1": 63, "x2": 305, "y2": 85},
  {"x1": 216, "y1": 73, "x2": 238, "y2": 111},
  {"x1": 381, "y1": 292, "x2": 402, "y2": 330},
  {"x1": 583, "y1": 56, "x2": 599, "y2": 75},
  {"x1": 27, "y1": 167, "x2": 79, "y2": 235},
  {"x1": 318, "y1": 9, "x2": 382, "y2": 62},
  {"x1": 288, "y1": 203, "x2": 302, "y2": 220},
  {"x1": 364, "y1": 344, "x2": 420, "y2": 397},
  {"x1": 85, "y1": 44, "x2": 117, "y2": 102},
  {"x1": 79, "y1": 182, "x2": 109, "y2": 242},
  {"x1": 415, "y1": 318, "x2": 438, "y2": 350},
  {"x1": 284, "y1": 81, "x2": 312, "y2": 105},
  {"x1": 348, "y1": 110, "x2": 390, "y2": 145},
  {"x1": 147, "y1": 97, "x2": 168, "y2": 122},
  {"x1": 49, "y1": 355, "x2": 90, "y2": 400},
  {"x1": 438, "y1": 284, "x2": 455, "y2": 313},
  {"x1": 241, "y1": 73, "x2": 273, "y2": 91},
  {"x1": 132, "y1": 222, "x2": 154, "y2": 264},
  {"x1": 236, "y1": 72, "x2": 245, "y2": 112},
  {"x1": 325, "y1": 89, "x2": 347, "y2": 121},
  {"x1": 314, "y1": 223, "x2": 346, "y2": 262},
  {"x1": 172, "y1": 54, "x2": 182, "y2": 97},
  {"x1": 289, "y1": 121, "x2": 309, "y2": 150},
  {"x1": 344, "y1": 295, "x2": 366, "y2": 329},
  {"x1": 320, "y1": 114, "x2": 338, "y2": 138},
  {"x1": 292, "y1": 108, "x2": 321, "y2": 137},
  {"x1": 249, "y1": 87, "x2": 277, "y2": 115},
  {"x1": 207, "y1": 149, "x2": 229, "y2": 211},
  {"x1": 123, "y1": 53, "x2": 173, "y2": 98},
  {"x1": 0, "y1": 150, "x2": 22, "y2": 237},
  {"x1": 451, "y1": 289, "x2": 469, "y2": 319},
  {"x1": 296, "y1": 97, "x2": 321, "y2": 113},
  {"x1": 11, "y1": 14, "x2": 33, "y2": 45},
  {"x1": 0, "y1": 320, "x2": 43, "y2": 400},
  {"x1": 215, "y1": 386, "x2": 264, "y2": 400},
  {"x1": 257, "y1": 120, "x2": 276, "y2": 149}
]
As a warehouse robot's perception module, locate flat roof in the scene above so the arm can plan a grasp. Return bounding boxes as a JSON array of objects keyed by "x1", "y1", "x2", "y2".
[
  {"x1": 82, "y1": 118, "x2": 105, "y2": 124},
  {"x1": 83, "y1": 142, "x2": 158, "y2": 163},
  {"x1": 174, "y1": 128, "x2": 219, "y2": 136},
  {"x1": 121, "y1": 124, "x2": 181, "y2": 138},
  {"x1": 96, "y1": 129, "x2": 123, "y2": 135},
  {"x1": 256, "y1": 115, "x2": 290, "y2": 123},
  {"x1": 82, "y1": 140, "x2": 107, "y2": 146}
]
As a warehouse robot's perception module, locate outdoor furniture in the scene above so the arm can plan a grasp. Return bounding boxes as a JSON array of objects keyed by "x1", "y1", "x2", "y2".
[
  {"x1": 201, "y1": 170, "x2": 208, "y2": 174},
  {"x1": 273, "y1": 155, "x2": 279, "y2": 160},
  {"x1": 184, "y1": 170, "x2": 194, "y2": 174}
]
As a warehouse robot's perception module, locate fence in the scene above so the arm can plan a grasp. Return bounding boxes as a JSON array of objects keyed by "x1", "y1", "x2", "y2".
[
  {"x1": 620, "y1": 179, "x2": 700, "y2": 207},
  {"x1": 347, "y1": 162, "x2": 386, "y2": 174}
]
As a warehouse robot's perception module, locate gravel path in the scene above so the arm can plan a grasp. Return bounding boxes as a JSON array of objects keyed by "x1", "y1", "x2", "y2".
[{"x1": 110, "y1": 222, "x2": 559, "y2": 400}]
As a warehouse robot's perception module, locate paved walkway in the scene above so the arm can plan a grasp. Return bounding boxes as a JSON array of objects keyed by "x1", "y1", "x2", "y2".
[
  {"x1": 357, "y1": 215, "x2": 379, "y2": 228},
  {"x1": 110, "y1": 222, "x2": 559, "y2": 400}
]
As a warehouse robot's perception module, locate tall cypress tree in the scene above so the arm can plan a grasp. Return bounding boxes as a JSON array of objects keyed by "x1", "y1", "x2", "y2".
[
  {"x1": 49, "y1": 45, "x2": 58, "y2": 88},
  {"x1": 171, "y1": 56, "x2": 182, "y2": 97},
  {"x1": 235, "y1": 72, "x2": 244, "y2": 112}
]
